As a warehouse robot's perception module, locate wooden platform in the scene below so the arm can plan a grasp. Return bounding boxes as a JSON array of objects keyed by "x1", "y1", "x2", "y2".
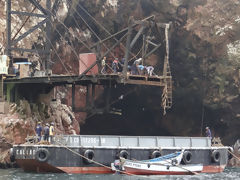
[{"x1": 4, "y1": 74, "x2": 171, "y2": 87}]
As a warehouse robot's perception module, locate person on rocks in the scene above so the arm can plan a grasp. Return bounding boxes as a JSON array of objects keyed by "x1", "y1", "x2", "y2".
[
  {"x1": 205, "y1": 127, "x2": 212, "y2": 139},
  {"x1": 49, "y1": 122, "x2": 55, "y2": 143},
  {"x1": 43, "y1": 123, "x2": 50, "y2": 141},
  {"x1": 35, "y1": 122, "x2": 42, "y2": 142}
]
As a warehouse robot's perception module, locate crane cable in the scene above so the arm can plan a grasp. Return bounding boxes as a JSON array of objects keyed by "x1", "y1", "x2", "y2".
[
  {"x1": 68, "y1": 0, "x2": 116, "y2": 59},
  {"x1": 71, "y1": 2, "x2": 138, "y2": 59}
]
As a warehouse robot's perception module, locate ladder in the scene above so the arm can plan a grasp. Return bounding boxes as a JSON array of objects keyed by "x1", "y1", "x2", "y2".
[
  {"x1": 161, "y1": 23, "x2": 172, "y2": 115},
  {"x1": 161, "y1": 59, "x2": 172, "y2": 114}
]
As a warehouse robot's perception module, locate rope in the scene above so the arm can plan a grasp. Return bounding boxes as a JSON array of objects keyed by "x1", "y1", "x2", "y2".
[
  {"x1": 48, "y1": 20, "x2": 91, "y2": 74},
  {"x1": 43, "y1": 5, "x2": 99, "y2": 75},
  {"x1": 200, "y1": 58, "x2": 207, "y2": 136},
  {"x1": 42, "y1": 31, "x2": 72, "y2": 75},
  {"x1": 75, "y1": 2, "x2": 138, "y2": 59},
  {"x1": 68, "y1": 1, "x2": 116, "y2": 59},
  {"x1": 54, "y1": 141, "x2": 157, "y2": 179},
  {"x1": 213, "y1": 143, "x2": 240, "y2": 163},
  {"x1": 228, "y1": 149, "x2": 240, "y2": 162},
  {"x1": 70, "y1": 14, "x2": 92, "y2": 48}
]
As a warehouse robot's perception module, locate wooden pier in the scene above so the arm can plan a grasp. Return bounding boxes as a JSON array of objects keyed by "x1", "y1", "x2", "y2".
[{"x1": 4, "y1": 74, "x2": 171, "y2": 87}]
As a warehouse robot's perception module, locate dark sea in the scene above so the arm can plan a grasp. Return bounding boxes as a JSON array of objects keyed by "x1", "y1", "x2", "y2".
[{"x1": 0, "y1": 167, "x2": 239, "y2": 180}]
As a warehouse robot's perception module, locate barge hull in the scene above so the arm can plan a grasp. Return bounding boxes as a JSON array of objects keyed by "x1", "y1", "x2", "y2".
[{"x1": 13, "y1": 135, "x2": 230, "y2": 174}]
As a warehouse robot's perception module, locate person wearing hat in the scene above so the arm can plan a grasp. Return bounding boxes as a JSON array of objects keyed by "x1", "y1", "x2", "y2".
[
  {"x1": 43, "y1": 123, "x2": 50, "y2": 141},
  {"x1": 205, "y1": 127, "x2": 212, "y2": 139},
  {"x1": 49, "y1": 122, "x2": 55, "y2": 143},
  {"x1": 35, "y1": 122, "x2": 42, "y2": 142}
]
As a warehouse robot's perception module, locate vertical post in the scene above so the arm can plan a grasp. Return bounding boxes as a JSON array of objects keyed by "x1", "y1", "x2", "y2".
[
  {"x1": 105, "y1": 85, "x2": 110, "y2": 112},
  {"x1": 163, "y1": 24, "x2": 170, "y2": 76},
  {"x1": 123, "y1": 17, "x2": 134, "y2": 78},
  {"x1": 142, "y1": 34, "x2": 146, "y2": 65},
  {"x1": 6, "y1": 0, "x2": 12, "y2": 71},
  {"x1": 86, "y1": 84, "x2": 90, "y2": 110},
  {"x1": 96, "y1": 43, "x2": 101, "y2": 73},
  {"x1": 72, "y1": 83, "x2": 75, "y2": 111},
  {"x1": 45, "y1": 0, "x2": 51, "y2": 73},
  {"x1": 91, "y1": 84, "x2": 95, "y2": 108}
]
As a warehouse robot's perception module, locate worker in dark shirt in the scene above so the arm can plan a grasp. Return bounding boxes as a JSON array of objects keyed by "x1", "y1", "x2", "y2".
[
  {"x1": 43, "y1": 123, "x2": 50, "y2": 141},
  {"x1": 205, "y1": 127, "x2": 212, "y2": 139},
  {"x1": 35, "y1": 122, "x2": 42, "y2": 142}
]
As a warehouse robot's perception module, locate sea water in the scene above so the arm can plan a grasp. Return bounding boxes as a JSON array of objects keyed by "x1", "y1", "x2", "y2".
[{"x1": 0, "y1": 167, "x2": 239, "y2": 180}]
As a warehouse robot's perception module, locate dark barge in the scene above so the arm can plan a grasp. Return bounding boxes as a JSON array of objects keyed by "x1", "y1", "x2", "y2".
[{"x1": 11, "y1": 135, "x2": 231, "y2": 174}]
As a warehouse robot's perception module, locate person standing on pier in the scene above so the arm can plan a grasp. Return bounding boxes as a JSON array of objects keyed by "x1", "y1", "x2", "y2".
[
  {"x1": 112, "y1": 58, "x2": 119, "y2": 73},
  {"x1": 43, "y1": 123, "x2": 50, "y2": 141},
  {"x1": 132, "y1": 58, "x2": 142, "y2": 75},
  {"x1": 101, "y1": 56, "x2": 107, "y2": 74},
  {"x1": 49, "y1": 122, "x2": 55, "y2": 143},
  {"x1": 35, "y1": 122, "x2": 42, "y2": 142},
  {"x1": 205, "y1": 127, "x2": 212, "y2": 139},
  {"x1": 146, "y1": 66, "x2": 154, "y2": 76}
]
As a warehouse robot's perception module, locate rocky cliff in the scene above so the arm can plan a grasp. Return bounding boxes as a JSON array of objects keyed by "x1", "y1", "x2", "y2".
[
  {"x1": 1, "y1": 0, "x2": 240, "y2": 166},
  {"x1": 0, "y1": 99, "x2": 79, "y2": 168}
]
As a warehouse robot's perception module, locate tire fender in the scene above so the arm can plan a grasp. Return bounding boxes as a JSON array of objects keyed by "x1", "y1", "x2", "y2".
[
  {"x1": 83, "y1": 149, "x2": 94, "y2": 164},
  {"x1": 35, "y1": 148, "x2": 50, "y2": 162},
  {"x1": 151, "y1": 150, "x2": 161, "y2": 159},
  {"x1": 182, "y1": 151, "x2": 192, "y2": 164},
  {"x1": 119, "y1": 150, "x2": 129, "y2": 159},
  {"x1": 211, "y1": 150, "x2": 221, "y2": 163},
  {"x1": 228, "y1": 148, "x2": 233, "y2": 160},
  {"x1": 10, "y1": 148, "x2": 15, "y2": 162}
]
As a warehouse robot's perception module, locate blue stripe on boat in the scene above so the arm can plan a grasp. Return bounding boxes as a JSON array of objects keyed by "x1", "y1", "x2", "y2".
[{"x1": 143, "y1": 151, "x2": 181, "y2": 162}]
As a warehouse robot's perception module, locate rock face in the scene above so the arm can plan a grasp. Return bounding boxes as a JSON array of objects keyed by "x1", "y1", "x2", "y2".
[
  {"x1": 228, "y1": 140, "x2": 240, "y2": 167},
  {"x1": 0, "y1": 100, "x2": 78, "y2": 167}
]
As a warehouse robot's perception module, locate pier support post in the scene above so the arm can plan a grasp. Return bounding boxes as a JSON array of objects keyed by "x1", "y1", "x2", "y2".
[
  {"x1": 6, "y1": 0, "x2": 13, "y2": 73},
  {"x1": 86, "y1": 84, "x2": 90, "y2": 111},
  {"x1": 91, "y1": 84, "x2": 95, "y2": 109},
  {"x1": 72, "y1": 83, "x2": 75, "y2": 111},
  {"x1": 123, "y1": 17, "x2": 134, "y2": 78}
]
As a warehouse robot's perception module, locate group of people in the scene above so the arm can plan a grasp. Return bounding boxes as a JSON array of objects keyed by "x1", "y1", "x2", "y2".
[
  {"x1": 101, "y1": 56, "x2": 155, "y2": 76},
  {"x1": 35, "y1": 122, "x2": 54, "y2": 143}
]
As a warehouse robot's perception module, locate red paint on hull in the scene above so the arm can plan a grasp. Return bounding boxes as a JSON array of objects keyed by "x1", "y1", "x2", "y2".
[
  {"x1": 16, "y1": 159, "x2": 64, "y2": 173},
  {"x1": 57, "y1": 166, "x2": 114, "y2": 174},
  {"x1": 124, "y1": 167, "x2": 199, "y2": 175},
  {"x1": 124, "y1": 165, "x2": 226, "y2": 175},
  {"x1": 202, "y1": 165, "x2": 226, "y2": 173},
  {"x1": 16, "y1": 159, "x2": 226, "y2": 174}
]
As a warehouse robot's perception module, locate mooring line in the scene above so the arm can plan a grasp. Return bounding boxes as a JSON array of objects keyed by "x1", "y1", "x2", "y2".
[
  {"x1": 217, "y1": 143, "x2": 240, "y2": 162},
  {"x1": 54, "y1": 141, "x2": 200, "y2": 177},
  {"x1": 54, "y1": 141, "x2": 157, "y2": 179},
  {"x1": 228, "y1": 149, "x2": 240, "y2": 162}
]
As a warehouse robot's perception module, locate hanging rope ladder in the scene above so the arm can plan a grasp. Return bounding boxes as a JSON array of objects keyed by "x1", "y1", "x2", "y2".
[{"x1": 161, "y1": 23, "x2": 172, "y2": 115}]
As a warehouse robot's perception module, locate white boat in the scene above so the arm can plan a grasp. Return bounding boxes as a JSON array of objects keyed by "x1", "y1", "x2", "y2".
[{"x1": 112, "y1": 150, "x2": 203, "y2": 175}]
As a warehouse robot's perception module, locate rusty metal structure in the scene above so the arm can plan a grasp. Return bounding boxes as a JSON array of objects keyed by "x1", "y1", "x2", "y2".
[{"x1": 4, "y1": 0, "x2": 172, "y2": 115}]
